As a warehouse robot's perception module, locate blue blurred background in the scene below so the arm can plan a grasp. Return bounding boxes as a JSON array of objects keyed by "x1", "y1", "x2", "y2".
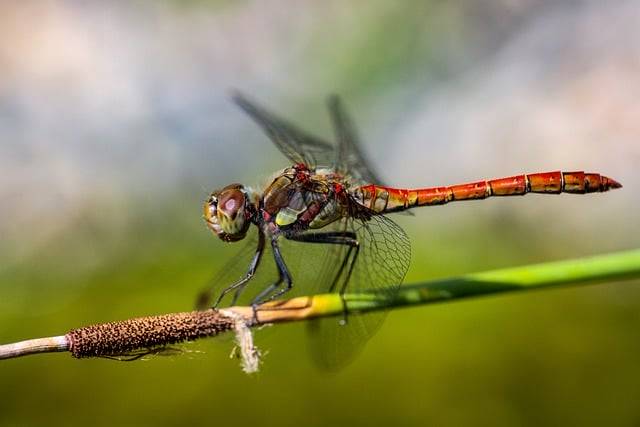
[{"x1": 1, "y1": 1, "x2": 639, "y2": 425}]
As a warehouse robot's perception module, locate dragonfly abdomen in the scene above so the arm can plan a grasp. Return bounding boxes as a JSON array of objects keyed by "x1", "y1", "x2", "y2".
[{"x1": 354, "y1": 171, "x2": 622, "y2": 213}]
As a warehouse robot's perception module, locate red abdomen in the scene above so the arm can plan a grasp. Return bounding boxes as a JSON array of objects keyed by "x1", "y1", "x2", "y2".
[{"x1": 353, "y1": 171, "x2": 622, "y2": 213}]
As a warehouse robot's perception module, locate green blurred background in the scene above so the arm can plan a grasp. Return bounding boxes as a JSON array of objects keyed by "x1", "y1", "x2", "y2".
[{"x1": 1, "y1": 1, "x2": 639, "y2": 426}]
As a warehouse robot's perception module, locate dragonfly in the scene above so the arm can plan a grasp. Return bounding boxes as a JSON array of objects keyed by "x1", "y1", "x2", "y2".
[{"x1": 199, "y1": 93, "x2": 622, "y2": 368}]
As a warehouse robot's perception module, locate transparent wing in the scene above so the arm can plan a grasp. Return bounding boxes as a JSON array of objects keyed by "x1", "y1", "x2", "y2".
[
  {"x1": 195, "y1": 229, "x2": 261, "y2": 309},
  {"x1": 328, "y1": 96, "x2": 414, "y2": 216},
  {"x1": 304, "y1": 213, "x2": 411, "y2": 370},
  {"x1": 196, "y1": 227, "x2": 279, "y2": 309},
  {"x1": 327, "y1": 95, "x2": 386, "y2": 186},
  {"x1": 198, "y1": 232, "x2": 299, "y2": 309},
  {"x1": 232, "y1": 92, "x2": 335, "y2": 169}
]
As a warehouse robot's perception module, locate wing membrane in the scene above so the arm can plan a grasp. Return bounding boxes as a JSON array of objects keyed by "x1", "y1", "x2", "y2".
[
  {"x1": 327, "y1": 95, "x2": 386, "y2": 185},
  {"x1": 306, "y1": 213, "x2": 411, "y2": 369},
  {"x1": 195, "y1": 229, "x2": 260, "y2": 309},
  {"x1": 232, "y1": 92, "x2": 335, "y2": 168}
]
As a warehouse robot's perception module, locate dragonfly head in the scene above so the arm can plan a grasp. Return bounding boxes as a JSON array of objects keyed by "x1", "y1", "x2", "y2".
[{"x1": 204, "y1": 184, "x2": 253, "y2": 242}]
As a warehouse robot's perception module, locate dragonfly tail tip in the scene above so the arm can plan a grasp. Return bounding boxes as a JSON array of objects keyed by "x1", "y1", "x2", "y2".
[{"x1": 603, "y1": 176, "x2": 623, "y2": 190}]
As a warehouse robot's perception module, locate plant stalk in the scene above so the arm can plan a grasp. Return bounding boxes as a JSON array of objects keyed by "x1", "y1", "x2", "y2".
[{"x1": 1, "y1": 249, "x2": 639, "y2": 361}]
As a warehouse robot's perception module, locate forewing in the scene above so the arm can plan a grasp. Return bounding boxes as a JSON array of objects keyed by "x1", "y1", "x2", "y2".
[
  {"x1": 233, "y1": 92, "x2": 335, "y2": 168},
  {"x1": 327, "y1": 95, "x2": 386, "y2": 186},
  {"x1": 306, "y1": 213, "x2": 411, "y2": 370}
]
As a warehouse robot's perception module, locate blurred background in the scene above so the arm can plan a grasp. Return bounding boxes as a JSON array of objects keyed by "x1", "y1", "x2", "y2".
[{"x1": 1, "y1": 0, "x2": 639, "y2": 425}]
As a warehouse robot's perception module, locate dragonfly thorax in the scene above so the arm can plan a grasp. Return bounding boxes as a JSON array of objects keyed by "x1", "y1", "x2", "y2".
[
  {"x1": 260, "y1": 165, "x2": 348, "y2": 233},
  {"x1": 204, "y1": 183, "x2": 256, "y2": 242}
]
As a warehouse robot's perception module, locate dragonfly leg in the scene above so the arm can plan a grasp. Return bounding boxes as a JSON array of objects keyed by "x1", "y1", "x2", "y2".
[
  {"x1": 332, "y1": 239, "x2": 359, "y2": 326},
  {"x1": 287, "y1": 231, "x2": 359, "y2": 324},
  {"x1": 230, "y1": 284, "x2": 248, "y2": 307},
  {"x1": 251, "y1": 236, "x2": 293, "y2": 307},
  {"x1": 326, "y1": 242, "x2": 359, "y2": 326},
  {"x1": 213, "y1": 230, "x2": 265, "y2": 308}
]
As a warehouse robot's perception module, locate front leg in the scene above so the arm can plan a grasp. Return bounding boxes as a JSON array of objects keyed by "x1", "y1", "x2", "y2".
[
  {"x1": 251, "y1": 235, "x2": 293, "y2": 306},
  {"x1": 213, "y1": 229, "x2": 266, "y2": 307}
]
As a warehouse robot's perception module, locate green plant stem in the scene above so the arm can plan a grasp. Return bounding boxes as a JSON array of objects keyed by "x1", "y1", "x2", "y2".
[
  {"x1": 238, "y1": 249, "x2": 640, "y2": 322},
  {"x1": 1, "y1": 249, "x2": 639, "y2": 360},
  {"x1": 341, "y1": 248, "x2": 640, "y2": 313}
]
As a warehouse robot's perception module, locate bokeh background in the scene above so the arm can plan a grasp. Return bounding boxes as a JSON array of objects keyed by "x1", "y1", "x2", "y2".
[{"x1": 1, "y1": 1, "x2": 639, "y2": 426}]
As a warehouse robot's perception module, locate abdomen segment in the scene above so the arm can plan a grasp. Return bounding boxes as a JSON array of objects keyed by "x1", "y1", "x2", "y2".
[{"x1": 354, "y1": 171, "x2": 622, "y2": 213}]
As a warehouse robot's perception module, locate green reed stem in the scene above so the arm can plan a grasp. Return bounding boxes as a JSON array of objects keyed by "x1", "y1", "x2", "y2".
[
  {"x1": 312, "y1": 249, "x2": 640, "y2": 316},
  {"x1": 2, "y1": 249, "x2": 639, "y2": 361}
]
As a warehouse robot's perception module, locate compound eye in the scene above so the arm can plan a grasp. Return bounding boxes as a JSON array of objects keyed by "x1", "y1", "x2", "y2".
[{"x1": 218, "y1": 188, "x2": 245, "y2": 220}]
